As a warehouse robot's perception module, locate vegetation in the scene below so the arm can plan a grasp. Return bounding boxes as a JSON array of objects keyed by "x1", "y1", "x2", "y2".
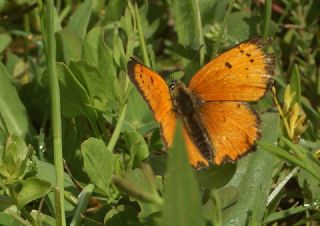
[{"x1": 0, "y1": 0, "x2": 319, "y2": 225}]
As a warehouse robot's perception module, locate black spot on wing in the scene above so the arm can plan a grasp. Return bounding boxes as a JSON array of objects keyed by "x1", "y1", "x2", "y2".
[{"x1": 225, "y1": 62, "x2": 232, "y2": 68}]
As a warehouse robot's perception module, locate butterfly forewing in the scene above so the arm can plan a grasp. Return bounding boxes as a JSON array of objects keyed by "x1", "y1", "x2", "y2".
[
  {"x1": 188, "y1": 38, "x2": 275, "y2": 101},
  {"x1": 128, "y1": 59, "x2": 176, "y2": 147}
]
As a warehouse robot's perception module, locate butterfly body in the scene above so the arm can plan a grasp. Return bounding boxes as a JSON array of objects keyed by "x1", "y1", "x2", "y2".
[
  {"x1": 170, "y1": 81, "x2": 214, "y2": 162},
  {"x1": 128, "y1": 38, "x2": 275, "y2": 169}
]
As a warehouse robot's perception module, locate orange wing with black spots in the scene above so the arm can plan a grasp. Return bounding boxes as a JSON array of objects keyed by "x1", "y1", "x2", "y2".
[
  {"x1": 127, "y1": 59, "x2": 176, "y2": 147},
  {"x1": 188, "y1": 38, "x2": 275, "y2": 101},
  {"x1": 199, "y1": 102, "x2": 260, "y2": 165}
]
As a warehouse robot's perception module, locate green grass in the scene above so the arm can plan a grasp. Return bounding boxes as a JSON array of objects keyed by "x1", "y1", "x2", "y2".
[{"x1": 0, "y1": 0, "x2": 319, "y2": 225}]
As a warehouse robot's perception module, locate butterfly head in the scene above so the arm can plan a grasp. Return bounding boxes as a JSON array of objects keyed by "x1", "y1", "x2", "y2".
[{"x1": 169, "y1": 80, "x2": 178, "y2": 91}]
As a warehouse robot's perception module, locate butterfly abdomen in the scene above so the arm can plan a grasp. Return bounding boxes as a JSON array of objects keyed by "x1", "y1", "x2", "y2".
[{"x1": 170, "y1": 81, "x2": 214, "y2": 161}]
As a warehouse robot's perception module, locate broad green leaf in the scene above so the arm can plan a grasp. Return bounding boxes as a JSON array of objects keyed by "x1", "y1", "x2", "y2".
[
  {"x1": 100, "y1": 0, "x2": 127, "y2": 25},
  {"x1": 226, "y1": 12, "x2": 259, "y2": 42},
  {"x1": 196, "y1": 163, "x2": 236, "y2": 189},
  {"x1": 172, "y1": 0, "x2": 202, "y2": 48},
  {"x1": 112, "y1": 164, "x2": 162, "y2": 218},
  {"x1": 0, "y1": 33, "x2": 11, "y2": 53},
  {"x1": 82, "y1": 27, "x2": 116, "y2": 94},
  {"x1": 199, "y1": 0, "x2": 228, "y2": 25},
  {"x1": 223, "y1": 112, "x2": 280, "y2": 226},
  {"x1": 69, "y1": 61, "x2": 110, "y2": 108},
  {"x1": 0, "y1": 136, "x2": 35, "y2": 184},
  {"x1": 30, "y1": 210, "x2": 56, "y2": 226},
  {"x1": 0, "y1": 63, "x2": 30, "y2": 138},
  {"x1": 124, "y1": 88, "x2": 157, "y2": 135},
  {"x1": 161, "y1": 121, "x2": 205, "y2": 226},
  {"x1": 15, "y1": 177, "x2": 51, "y2": 209},
  {"x1": 56, "y1": 30, "x2": 82, "y2": 64},
  {"x1": 0, "y1": 212, "x2": 24, "y2": 226},
  {"x1": 66, "y1": 0, "x2": 93, "y2": 40},
  {"x1": 57, "y1": 62, "x2": 97, "y2": 125},
  {"x1": 297, "y1": 169, "x2": 320, "y2": 204},
  {"x1": 124, "y1": 131, "x2": 149, "y2": 168},
  {"x1": 81, "y1": 138, "x2": 117, "y2": 192},
  {"x1": 36, "y1": 159, "x2": 75, "y2": 215}
]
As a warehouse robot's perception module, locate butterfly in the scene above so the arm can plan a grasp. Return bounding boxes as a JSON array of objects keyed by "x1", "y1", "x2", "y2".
[{"x1": 127, "y1": 38, "x2": 275, "y2": 169}]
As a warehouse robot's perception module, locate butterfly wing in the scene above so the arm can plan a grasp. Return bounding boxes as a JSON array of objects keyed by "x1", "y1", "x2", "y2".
[
  {"x1": 188, "y1": 38, "x2": 275, "y2": 101},
  {"x1": 200, "y1": 102, "x2": 260, "y2": 164},
  {"x1": 127, "y1": 59, "x2": 176, "y2": 147},
  {"x1": 182, "y1": 126, "x2": 209, "y2": 168}
]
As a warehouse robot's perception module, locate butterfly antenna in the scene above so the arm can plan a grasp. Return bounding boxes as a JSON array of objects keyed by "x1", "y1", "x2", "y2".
[{"x1": 169, "y1": 74, "x2": 174, "y2": 84}]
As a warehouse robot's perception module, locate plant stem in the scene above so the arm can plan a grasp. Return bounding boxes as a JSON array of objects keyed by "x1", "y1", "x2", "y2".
[
  {"x1": 134, "y1": 2, "x2": 150, "y2": 67},
  {"x1": 41, "y1": 0, "x2": 66, "y2": 225},
  {"x1": 194, "y1": 0, "x2": 204, "y2": 66},
  {"x1": 263, "y1": 0, "x2": 272, "y2": 37},
  {"x1": 212, "y1": 0, "x2": 234, "y2": 57},
  {"x1": 107, "y1": 104, "x2": 127, "y2": 151}
]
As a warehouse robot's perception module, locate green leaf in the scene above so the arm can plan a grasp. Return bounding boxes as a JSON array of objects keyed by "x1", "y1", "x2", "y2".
[
  {"x1": 263, "y1": 205, "x2": 311, "y2": 224},
  {"x1": 260, "y1": 137, "x2": 320, "y2": 181},
  {"x1": 36, "y1": 159, "x2": 75, "y2": 215},
  {"x1": 0, "y1": 212, "x2": 24, "y2": 226},
  {"x1": 223, "y1": 112, "x2": 280, "y2": 226},
  {"x1": 124, "y1": 88, "x2": 157, "y2": 134},
  {"x1": 104, "y1": 205, "x2": 141, "y2": 226},
  {"x1": 100, "y1": 0, "x2": 127, "y2": 25},
  {"x1": 0, "y1": 136, "x2": 34, "y2": 184},
  {"x1": 15, "y1": 177, "x2": 51, "y2": 209},
  {"x1": 161, "y1": 121, "x2": 205, "y2": 226},
  {"x1": 290, "y1": 64, "x2": 301, "y2": 105},
  {"x1": 57, "y1": 62, "x2": 97, "y2": 125},
  {"x1": 69, "y1": 61, "x2": 110, "y2": 108},
  {"x1": 196, "y1": 163, "x2": 236, "y2": 189},
  {"x1": 199, "y1": 0, "x2": 228, "y2": 25},
  {"x1": 81, "y1": 138, "x2": 117, "y2": 192},
  {"x1": 66, "y1": 0, "x2": 93, "y2": 40},
  {"x1": 172, "y1": 0, "x2": 202, "y2": 48},
  {"x1": 30, "y1": 210, "x2": 56, "y2": 226},
  {"x1": 56, "y1": 30, "x2": 82, "y2": 64},
  {"x1": 70, "y1": 184, "x2": 94, "y2": 226},
  {"x1": 226, "y1": 12, "x2": 259, "y2": 42},
  {"x1": 82, "y1": 27, "x2": 116, "y2": 101},
  {"x1": 0, "y1": 33, "x2": 11, "y2": 53},
  {"x1": 123, "y1": 131, "x2": 149, "y2": 168},
  {"x1": 0, "y1": 63, "x2": 30, "y2": 138},
  {"x1": 112, "y1": 164, "x2": 162, "y2": 218},
  {"x1": 297, "y1": 169, "x2": 320, "y2": 204}
]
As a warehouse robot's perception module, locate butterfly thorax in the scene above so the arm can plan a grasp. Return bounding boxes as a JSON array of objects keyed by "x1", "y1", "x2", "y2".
[{"x1": 169, "y1": 81, "x2": 214, "y2": 161}]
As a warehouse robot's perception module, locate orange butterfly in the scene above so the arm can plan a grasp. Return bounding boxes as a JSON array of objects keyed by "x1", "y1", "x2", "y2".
[{"x1": 128, "y1": 38, "x2": 275, "y2": 169}]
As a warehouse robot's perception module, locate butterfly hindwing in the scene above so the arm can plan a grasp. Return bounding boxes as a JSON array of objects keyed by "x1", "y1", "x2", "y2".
[
  {"x1": 188, "y1": 38, "x2": 275, "y2": 101},
  {"x1": 199, "y1": 102, "x2": 260, "y2": 164},
  {"x1": 127, "y1": 59, "x2": 176, "y2": 147},
  {"x1": 182, "y1": 125, "x2": 209, "y2": 168}
]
